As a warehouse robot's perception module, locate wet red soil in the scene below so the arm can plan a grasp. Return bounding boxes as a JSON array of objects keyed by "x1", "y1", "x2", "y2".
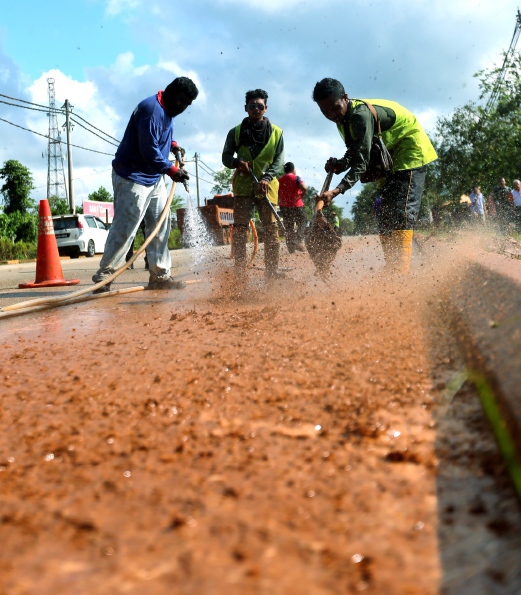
[{"x1": 1, "y1": 236, "x2": 520, "y2": 594}]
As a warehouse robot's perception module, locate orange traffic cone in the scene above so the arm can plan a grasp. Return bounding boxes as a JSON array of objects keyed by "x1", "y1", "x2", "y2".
[{"x1": 19, "y1": 199, "x2": 80, "y2": 289}]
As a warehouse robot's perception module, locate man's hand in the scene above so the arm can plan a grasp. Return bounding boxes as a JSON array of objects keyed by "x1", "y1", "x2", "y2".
[
  {"x1": 256, "y1": 179, "x2": 270, "y2": 196},
  {"x1": 170, "y1": 142, "x2": 186, "y2": 165},
  {"x1": 316, "y1": 187, "x2": 341, "y2": 208},
  {"x1": 166, "y1": 166, "x2": 190, "y2": 183},
  {"x1": 325, "y1": 157, "x2": 347, "y2": 174},
  {"x1": 234, "y1": 159, "x2": 251, "y2": 174}
]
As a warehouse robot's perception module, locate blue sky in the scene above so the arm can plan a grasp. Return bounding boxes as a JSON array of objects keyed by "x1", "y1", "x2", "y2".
[{"x1": 1, "y1": 0, "x2": 520, "y2": 214}]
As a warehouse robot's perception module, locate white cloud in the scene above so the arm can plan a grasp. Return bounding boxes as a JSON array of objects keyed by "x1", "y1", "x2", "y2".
[
  {"x1": 156, "y1": 60, "x2": 206, "y2": 102},
  {"x1": 415, "y1": 108, "x2": 439, "y2": 135},
  {"x1": 105, "y1": 0, "x2": 141, "y2": 17}
]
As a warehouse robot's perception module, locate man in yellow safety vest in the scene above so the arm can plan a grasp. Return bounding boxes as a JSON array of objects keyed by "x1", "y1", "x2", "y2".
[
  {"x1": 222, "y1": 89, "x2": 285, "y2": 279},
  {"x1": 313, "y1": 78, "x2": 437, "y2": 274}
]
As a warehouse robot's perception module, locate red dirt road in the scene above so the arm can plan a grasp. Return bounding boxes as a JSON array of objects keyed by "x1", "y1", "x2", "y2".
[{"x1": 1, "y1": 237, "x2": 520, "y2": 594}]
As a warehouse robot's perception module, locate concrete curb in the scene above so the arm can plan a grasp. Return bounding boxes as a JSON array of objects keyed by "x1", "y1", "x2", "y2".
[
  {"x1": 446, "y1": 259, "x2": 521, "y2": 494},
  {"x1": 0, "y1": 256, "x2": 76, "y2": 265}
]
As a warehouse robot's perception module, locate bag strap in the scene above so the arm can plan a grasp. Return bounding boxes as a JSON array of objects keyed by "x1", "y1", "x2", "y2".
[{"x1": 360, "y1": 100, "x2": 382, "y2": 138}]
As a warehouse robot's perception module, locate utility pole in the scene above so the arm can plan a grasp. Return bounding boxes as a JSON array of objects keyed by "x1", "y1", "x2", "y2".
[
  {"x1": 194, "y1": 152, "x2": 201, "y2": 207},
  {"x1": 46, "y1": 78, "x2": 67, "y2": 203},
  {"x1": 63, "y1": 99, "x2": 75, "y2": 213}
]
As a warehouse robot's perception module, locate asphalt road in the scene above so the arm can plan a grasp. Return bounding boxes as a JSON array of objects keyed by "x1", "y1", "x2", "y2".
[{"x1": 0, "y1": 247, "x2": 225, "y2": 310}]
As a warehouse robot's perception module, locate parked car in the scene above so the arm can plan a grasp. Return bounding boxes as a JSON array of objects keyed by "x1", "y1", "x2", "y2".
[{"x1": 52, "y1": 214, "x2": 109, "y2": 258}]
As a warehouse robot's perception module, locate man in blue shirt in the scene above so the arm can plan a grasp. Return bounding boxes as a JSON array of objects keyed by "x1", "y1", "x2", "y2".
[{"x1": 92, "y1": 77, "x2": 198, "y2": 292}]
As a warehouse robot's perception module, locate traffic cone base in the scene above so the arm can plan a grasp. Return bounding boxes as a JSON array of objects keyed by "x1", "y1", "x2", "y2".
[
  {"x1": 18, "y1": 199, "x2": 80, "y2": 289},
  {"x1": 19, "y1": 279, "x2": 80, "y2": 289}
]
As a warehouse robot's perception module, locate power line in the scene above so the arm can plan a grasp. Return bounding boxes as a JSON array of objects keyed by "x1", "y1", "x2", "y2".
[
  {"x1": 70, "y1": 117, "x2": 119, "y2": 147},
  {"x1": 183, "y1": 167, "x2": 214, "y2": 186},
  {"x1": 198, "y1": 161, "x2": 216, "y2": 178},
  {"x1": 0, "y1": 92, "x2": 64, "y2": 113},
  {"x1": 0, "y1": 98, "x2": 61, "y2": 115},
  {"x1": 0, "y1": 116, "x2": 115, "y2": 156},
  {"x1": 1, "y1": 91, "x2": 120, "y2": 146},
  {"x1": 484, "y1": 9, "x2": 521, "y2": 114},
  {"x1": 198, "y1": 158, "x2": 219, "y2": 175},
  {"x1": 71, "y1": 112, "x2": 120, "y2": 144}
]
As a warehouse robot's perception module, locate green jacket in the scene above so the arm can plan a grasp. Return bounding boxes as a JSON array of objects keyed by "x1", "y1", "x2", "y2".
[
  {"x1": 222, "y1": 123, "x2": 283, "y2": 204},
  {"x1": 336, "y1": 98, "x2": 438, "y2": 192}
]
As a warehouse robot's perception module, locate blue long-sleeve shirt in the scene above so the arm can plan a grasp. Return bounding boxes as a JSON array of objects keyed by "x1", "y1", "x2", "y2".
[{"x1": 112, "y1": 93, "x2": 174, "y2": 185}]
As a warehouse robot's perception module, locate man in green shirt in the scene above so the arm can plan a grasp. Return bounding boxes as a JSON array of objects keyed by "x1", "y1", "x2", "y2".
[
  {"x1": 312, "y1": 78, "x2": 437, "y2": 274},
  {"x1": 222, "y1": 89, "x2": 285, "y2": 279}
]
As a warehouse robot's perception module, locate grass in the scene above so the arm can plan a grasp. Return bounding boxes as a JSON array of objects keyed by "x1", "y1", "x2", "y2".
[
  {"x1": 0, "y1": 238, "x2": 37, "y2": 261},
  {"x1": 132, "y1": 228, "x2": 183, "y2": 251}
]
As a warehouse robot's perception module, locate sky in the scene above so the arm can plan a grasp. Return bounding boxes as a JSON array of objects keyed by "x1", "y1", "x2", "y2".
[{"x1": 0, "y1": 0, "x2": 520, "y2": 215}]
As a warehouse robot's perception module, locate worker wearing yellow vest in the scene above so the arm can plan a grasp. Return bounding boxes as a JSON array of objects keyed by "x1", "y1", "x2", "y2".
[
  {"x1": 312, "y1": 78, "x2": 438, "y2": 274},
  {"x1": 222, "y1": 89, "x2": 285, "y2": 279}
]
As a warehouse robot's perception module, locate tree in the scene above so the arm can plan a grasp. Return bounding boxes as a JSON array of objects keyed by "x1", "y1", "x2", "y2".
[
  {"x1": 88, "y1": 186, "x2": 113, "y2": 202},
  {"x1": 0, "y1": 160, "x2": 34, "y2": 214},
  {"x1": 48, "y1": 196, "x2": 69, "y2": 216},
  {"x1": 351, "y1": 182, "x2": 379, "y2": 234},
  {"x1": 211, "y1": 168, "x2": 234, "y2": 195},
  {"x1": 303, "y1": 185, "x2": 319, "y2": 219},
  {"x1": 434, "y1": 50, "x2": 521, "y2": 199},
  {"x1": 170, "y1": 194, "x2": 185, "y2": 212}
]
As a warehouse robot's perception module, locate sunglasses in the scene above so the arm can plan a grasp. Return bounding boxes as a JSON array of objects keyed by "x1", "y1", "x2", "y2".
[{"x1": 247, "y1": 103, "x2": 266, "y2": 111}]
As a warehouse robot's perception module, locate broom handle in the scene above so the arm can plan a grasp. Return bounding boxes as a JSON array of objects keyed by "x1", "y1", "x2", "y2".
[{"x1": 315, "y1": 172, "x2": 333, "y2": 213}]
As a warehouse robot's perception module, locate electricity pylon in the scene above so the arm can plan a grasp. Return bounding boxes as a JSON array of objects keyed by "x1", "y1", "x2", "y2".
[{"x1": 46, "y1": 78, "x2": 68, "y2": 204}]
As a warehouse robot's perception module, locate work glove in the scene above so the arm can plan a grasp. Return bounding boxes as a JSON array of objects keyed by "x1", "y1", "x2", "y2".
[
  {"x1": 325, "y1": 157, "x2": 347, "y2": 174},
  {"x1": 170, "y1": 142, "x2": 186, "y2": 164},
  {"x1": 166, "y1": 165, "x2": 190, "y2": 183}
]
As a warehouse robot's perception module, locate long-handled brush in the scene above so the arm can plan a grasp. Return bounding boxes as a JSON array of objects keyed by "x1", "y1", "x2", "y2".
[{"x1": 304, "y1": 172, "x2": 342, "y2": 279}]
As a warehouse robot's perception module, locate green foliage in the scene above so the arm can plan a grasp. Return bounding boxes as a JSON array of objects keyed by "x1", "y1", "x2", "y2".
[
  {"x1": 211, "y1": 168, "x2": 234, "y2": 195},
  {"x1": 0, "y1": 159, "x2": 35, "y2": 215},
  {"x1": 133, "y1": 226, "x2": 183, "y2": 252},
  {"x1": 88, "y1": 186, "x2": 113, "y2": 202},
  {"x1": 434, "y1": 50, "x2": 521, "y2": 199},
  {"x1": 351, "y1": 182, "x2": 379, "y2": 234},
  {"x1": 48, "y1": 196, "x2": 70, "y2": 216},
  {"x1": 170, "y1": 194, "x2": 185, "y2": 213},
  {"x1": 0, "y1": 211, "x2": 38, "y2": 243},
  {"x1": 340, "y1": 217, "x2": 355, "y2": 235},
  {"x1": 302, "y1": 185, "x2": 318, "y2": 219},
  {"x1": 168, "y1": 228, "x2": 183, "y2": 250},
  {"x1": 0, "y1": 238, "x2": 37, "y2": 261}
]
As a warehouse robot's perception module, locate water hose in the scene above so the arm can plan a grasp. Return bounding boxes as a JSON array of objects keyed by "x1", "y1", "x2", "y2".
[
  {"x1": 0, "y1": 286, "x2": 145, "y2": 320},
  {"x1": 229, "y1": 220, "x2": 259, "y2": 267},
  {"x1": 1, "y1": 175, "x2": 179, "y2": 314}
]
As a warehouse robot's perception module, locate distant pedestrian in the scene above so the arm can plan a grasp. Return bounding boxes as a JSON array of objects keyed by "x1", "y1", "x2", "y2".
[
  {"x1": 278, "y1": 162, "x2": 308, "y2": 253},
  {"x1": 469, "y1": 185, "x2": 486, "y2": 225},
  {"x1": 489, "y1": 177, "x2": 512, "y2": 233},
  {"x1": 511, "y1": 179, "x2": 521, "y2": 232}
]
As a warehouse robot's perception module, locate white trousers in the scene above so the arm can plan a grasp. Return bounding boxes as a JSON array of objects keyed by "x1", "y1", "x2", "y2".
[{"x1": 92, "y1": 170, "x2": 171, "y2": 282}]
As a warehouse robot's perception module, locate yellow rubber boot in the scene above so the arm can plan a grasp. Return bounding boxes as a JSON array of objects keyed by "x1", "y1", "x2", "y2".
[{"x1": 392, "y1": 230, "x2": 413, "y2": 275}]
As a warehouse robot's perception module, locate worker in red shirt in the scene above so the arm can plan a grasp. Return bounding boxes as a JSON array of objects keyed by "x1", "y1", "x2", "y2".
[{"x1": 278, "y1": 162, "x2": 308, "y2": 253}]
